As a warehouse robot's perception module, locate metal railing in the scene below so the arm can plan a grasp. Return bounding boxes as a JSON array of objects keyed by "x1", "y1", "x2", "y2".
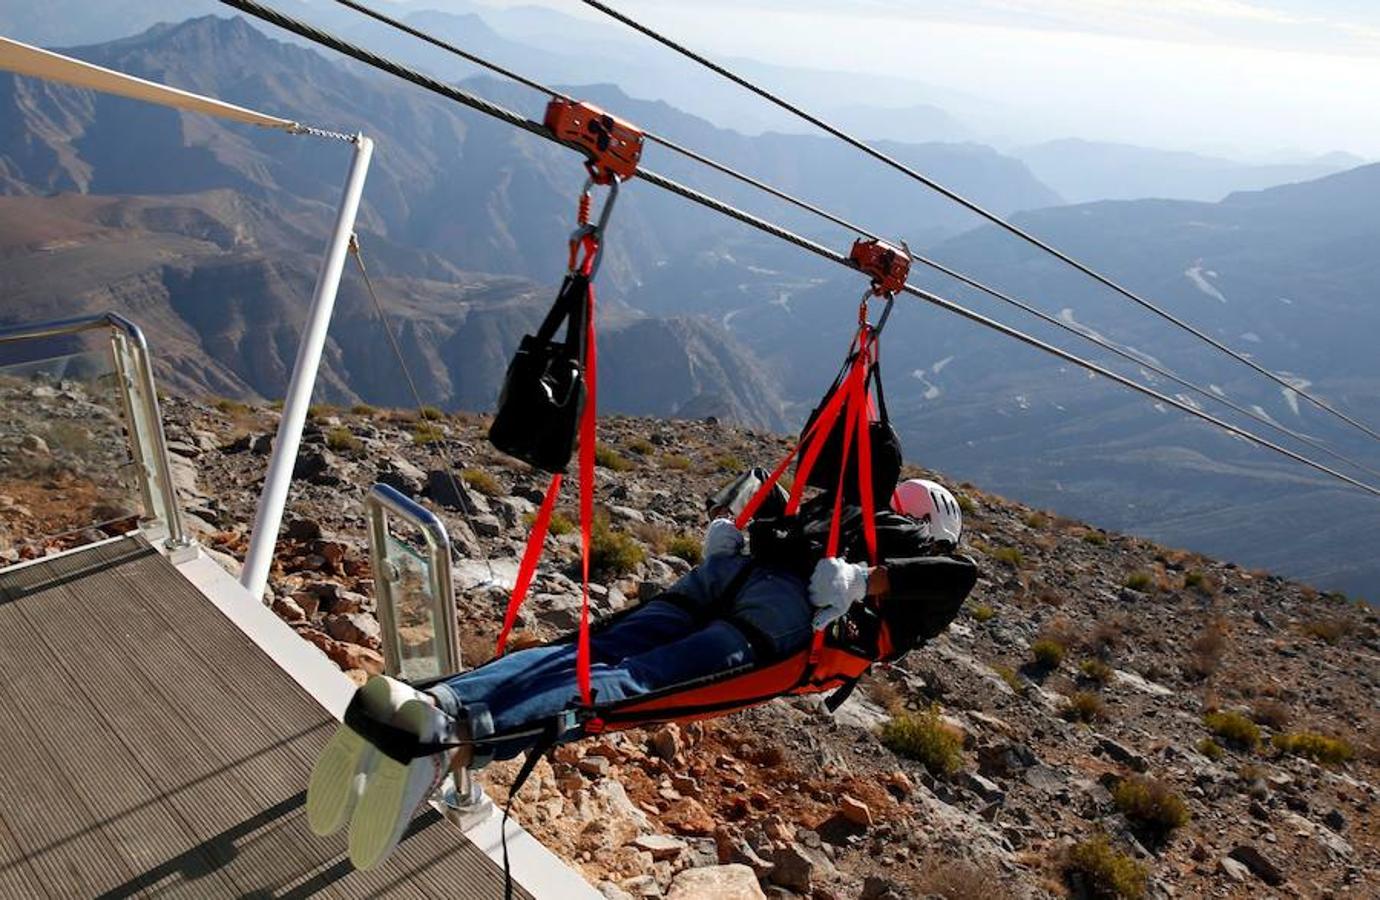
[
  {"x1": 364, "y1": 483, "x2": 490, "y2": 827},
  {"x1": 0, "y1": 312, "x2": 188, "y2": 551},
  {"x1": 365, "y1": 482, "x2": 461, "y2": 678}
]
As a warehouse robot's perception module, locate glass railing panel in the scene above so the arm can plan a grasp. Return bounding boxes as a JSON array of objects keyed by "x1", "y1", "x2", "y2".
[
  {"x1": 381, "y1": 529, "x2": 445, "y2": 682},
  {"x1": 0, "y1": 348, "x2": 145, "y2": 560}
]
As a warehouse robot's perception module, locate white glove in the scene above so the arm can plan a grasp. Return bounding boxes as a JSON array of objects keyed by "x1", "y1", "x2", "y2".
[
  {"x1": 809, "y1": 557, "x2": 869, "y2": 630},
  {"x1": 703, "y1": 517, "x2": 746, "y2": 559}
]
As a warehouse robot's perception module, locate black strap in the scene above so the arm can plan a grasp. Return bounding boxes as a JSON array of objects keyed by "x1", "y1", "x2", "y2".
[
  {"x1": 824, "y1": 677, "x2": 860, "y2": 712},
  {"x1": 533, "y1": 273, "x2": 589, "y2": 351},
  {"x1": 501, "y1": 724, "x2": 563, "y2": 900}
]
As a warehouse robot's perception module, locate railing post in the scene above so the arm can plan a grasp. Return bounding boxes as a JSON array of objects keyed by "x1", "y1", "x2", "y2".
[{"x1": 241, "y1": 135, "x2": 373, "y2": 599}]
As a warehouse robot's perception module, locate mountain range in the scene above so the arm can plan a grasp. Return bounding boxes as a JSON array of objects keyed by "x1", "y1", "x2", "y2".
[{"x1": 2, "y1": 13, "x2": 1379, "y2": 597}]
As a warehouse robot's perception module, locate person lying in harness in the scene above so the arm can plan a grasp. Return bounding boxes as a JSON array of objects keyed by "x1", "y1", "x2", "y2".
[{"x1": 307, "y1": 472, "x2": 978, "y2": 870}]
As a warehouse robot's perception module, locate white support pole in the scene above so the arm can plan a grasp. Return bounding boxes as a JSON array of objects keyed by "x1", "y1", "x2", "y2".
[{"x1": 241, "y1": 134, "x2": 374, "y2": 600}]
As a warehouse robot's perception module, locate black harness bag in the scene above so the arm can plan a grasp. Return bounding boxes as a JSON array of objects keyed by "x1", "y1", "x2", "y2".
[{"x1": 488, "y1": 273, "x2": 591, "y2": 473}]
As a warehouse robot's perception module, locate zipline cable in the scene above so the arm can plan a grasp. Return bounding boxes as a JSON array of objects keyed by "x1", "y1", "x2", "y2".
[
  {"x1": 327, "y1": 0, "x2": 1380, "y2": 480},
  {"x1": 328, "y1": 0, "x2": 879, "y2": 241},
  {"x1": 579, "y1": 0, "x2": 1380, "y2": 446},
  {"x1": 217, "y1": 0, "x2": 1380, "y2": 500}
]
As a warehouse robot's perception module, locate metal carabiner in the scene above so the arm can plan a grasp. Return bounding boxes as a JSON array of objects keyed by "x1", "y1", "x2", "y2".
[{"x1": 568, "y1": 176, "x2": 621, "y2": 277}]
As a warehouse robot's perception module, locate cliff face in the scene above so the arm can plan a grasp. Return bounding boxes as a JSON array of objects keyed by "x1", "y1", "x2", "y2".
[{"x1": 10, "y1": 393, "x2": 1365, "y2": 899}]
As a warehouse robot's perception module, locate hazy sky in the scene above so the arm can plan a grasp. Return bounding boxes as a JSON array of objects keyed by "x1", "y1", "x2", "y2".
[{"x1": 459, "y1": 0, "x2": 1380, "y2": 158}]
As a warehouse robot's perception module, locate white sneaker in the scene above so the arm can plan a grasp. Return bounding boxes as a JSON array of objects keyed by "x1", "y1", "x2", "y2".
[
  {"x1": 306, "y1": 676, "x2": 431, "y2": 837},
  {"x1": 348, "y1": 698, "x2": 463, "y2": 870}
]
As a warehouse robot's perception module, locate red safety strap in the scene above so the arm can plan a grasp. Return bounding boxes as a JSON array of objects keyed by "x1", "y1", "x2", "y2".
[
  {"x1": 495, "y1": 472, "x2": 562, "y2": 655},
  {"x1": 575, "y1": 277, "x2": 598, "y2": 706}
]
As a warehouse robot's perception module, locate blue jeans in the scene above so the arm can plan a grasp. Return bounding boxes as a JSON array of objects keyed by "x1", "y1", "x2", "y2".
[{"x1": 429, "y1": 554, "x2": 810, "y2": 760}]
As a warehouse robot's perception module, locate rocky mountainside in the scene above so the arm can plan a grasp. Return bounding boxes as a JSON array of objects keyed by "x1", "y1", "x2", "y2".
[
  {"x1": 0, "y1": 191, "x2": 786, "y2": 427},
  {"x1": 25, "y1": 394, "x2": 1369, "y2": 900}
]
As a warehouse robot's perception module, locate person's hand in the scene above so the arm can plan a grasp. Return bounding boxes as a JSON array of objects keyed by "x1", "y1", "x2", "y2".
[
  {"x1": 809, "y1": 557, "x2": 869, "y2": 630},
  {"x1": 703, "y1": 517, "x2": 745, "y2": 558}
]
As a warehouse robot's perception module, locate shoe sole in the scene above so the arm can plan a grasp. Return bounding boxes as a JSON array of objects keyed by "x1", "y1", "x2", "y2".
[
  {"x1": 306, "y1": 723, "x2": 377, "y2": 836},
  {"x1": 348, "y1": 753, "x2": 443, "y2": 870}
]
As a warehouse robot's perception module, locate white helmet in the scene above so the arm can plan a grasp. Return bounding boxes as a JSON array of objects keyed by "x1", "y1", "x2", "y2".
[{"x1": 892, "y1": 478, "x2": 963, "y2": 547}]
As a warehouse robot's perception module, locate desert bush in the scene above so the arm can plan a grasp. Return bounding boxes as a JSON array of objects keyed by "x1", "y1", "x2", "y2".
[
  {"x1": 1079, "y1": 658, "x2": 1114, "y2": 686},
  {"x1": 956, "y1": 494, "x2": 977, "y2": 516},
  {"x1": 1124, "y1": 570, "x2": 1154, "y2": 592},
  {"x1": 1063, "y1": 690, "x2": 1106, "y2": 723},
  {"x1": 418, "y1": 405, "x2": 444, "y2": 421},
  {"x1": 1183, "y1": 569, "x2": 1216, "y2": 595},
  {"x1": 625, "y1": 436, "x2": 655, "y2": 455},
  {"x1": 349, "y1": 402, "x2": 375, "y2": 415},
  {"x1": 1197, "y1": 738, "x2": 1224, "y2": 761},
  {"x1": 1301, "y1": 616, "x2": 1353, "y2": 645},
  {"x1": 1204, "y1": 710, "x2": 1260, "y2": 750},
  {"x1": 713, "y1": 453, "x2": 745, "y2": 473},
  {"x1": 1082, "y1": 530, "x2": 1108, "y2": 546},
  {"x1": 522, "y1": 508, "x2": 578, "y2": 538},
  {"x1": 1186, "y1": 618, "x2": 1228, "y2": 679},
  {"x1": 1272, "y1": 731, "x2": 1353, "y2": 765},
  {"x1": 971, "y1": 603, "x2": 996, "y2": 623},
  {"x1": 594, "y1": 444, "x2": 633, "y2": 472},
  {"x1": 325, "y1": 426, "x2": 362, "y2": 453},
  {"x1": 1090, "y1": 618, "x2": 1126, "y2": 653},
  {"x1": 914, "y1": 858, "x2": 1014, "y2": 900},
  {"x1": 213, "y1": 397, "x2": 251, "y2": 415},
  {"x1": 460, "y1": 468, "x2": 503, "y2": 497},
  {"x1": 1064, "y1": 834, "x2": 1146, "y2": 900},
  {"x1": 665, "y1": 534, "x2": 703, "y2": 566},
  {"x1": 990, "y1": 546, "x2": 1023, "y2": 567},
  {"x1": 879, "y1": 705, "x2": 963, "y2": 776},
  {"x1": 660, "y1": 453, "x2": 692, "y2": 471},
  {"x1": 1031, "y1": 638, "x2": 1066, "y2": 669},
  {"x1": 588, "y1": 517, "x2": 645, "y2": 578},
  {"x1": 1024, "y1": 511, "x2": 1049, "y2": 529},
  {"x1": 994, "y1": 665, "x2": 1023, "y2": 693},
  {"x1": 411, "y1": 422, "x2": 445, "y2": 444},
  {"x1": 1112, "y1": 776, "x2": 1190, "y2": 839},
  {"x1": 1251, "y1": 699, "x2": 1291, "y2": 730}
]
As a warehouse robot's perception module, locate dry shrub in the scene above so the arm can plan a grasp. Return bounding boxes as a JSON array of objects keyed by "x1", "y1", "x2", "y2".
[
  {"x1": 1251, "y1": 699, "x2": 1291, "y2": 730},
  {"x1": 915, "y1": 858, "x2": 1015, "y2": 900},
  {"x1": 993, "y1": 665, "x2": 1023, "y2": 693},
  {"x1": 1197, "y1": 738, "x2": 1224, "y2": 761},
  {"x1": 879, "y1": 705, "x2": 964, "y2": 776},
  {"x1": 867, "y1": 676, "x2": 904, "y2": 714},
  {"x1": 460, "y1": 468, "x2": 503, "y2": 497},
  {"x1": 665, "y1": 534, "x2": 702, "y2": 566},
  {"x1": 325, "y1": 426, "x2": 362, "y2": 454},
  {"x1": 1124, "y1": 570, "x2": 1154, "y2": 592},
  {"x1": 1186, "y1": 617, "x2": 1229, "y2": 679},
  {"x1": 1079, "y1": 658, "x2": 1114, "y2": 686},
  {"x1": 1301, "y1": 616, "x2": 1354, "y2": 645},
  {"x1": 1031, "y1": 639, "x2": 1066, "y2": 670},
  {"x1": 1090, "y1": 618, "x2": 1126, "y2": 654},
  {"x1": 1204, "y1": 710, "x2": 1260, "y2": 751},
  {"x1": 971, "y1": 603, "x2": 996, "y2": 622},
  {"x1": 1065, "y1": 834, "x2": 1146, "y2": 900},
  {"x1": 1063, "y1": 690, "x2": 1106, "y2": 723},
  {"x1": 1273, "y1": 731, "x2": 1354, "y2": 765},
  {"x1": 588, "y1": 517, "x2": 645, "y2": 578},
  {"x1": 594, "y1": 443, "x2": 633, "y2": 472},
  {"x1": 1112, "y1": 776, "x2": 1190, "y2": 839}
]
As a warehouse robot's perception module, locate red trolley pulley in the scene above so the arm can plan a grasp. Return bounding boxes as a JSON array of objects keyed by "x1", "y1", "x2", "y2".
[
  {"x1": 849, "y1": 237, "x2": 911, "y2": 297},
  {"x1": 545, "y1": 97, "x2": 645, "y2": 185}
]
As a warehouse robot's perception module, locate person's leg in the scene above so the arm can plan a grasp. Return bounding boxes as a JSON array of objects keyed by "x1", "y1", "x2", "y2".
[{"x1": 723, "y1": 565, "x2": 814, "y2": 660}]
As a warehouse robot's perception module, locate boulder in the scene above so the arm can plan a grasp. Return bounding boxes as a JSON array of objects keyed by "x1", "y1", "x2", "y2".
[
  {"x1": 768, "y1": 844, "x2": 813, "y2": 892},
  {"x1": 325, "y1": 613, "x2": 382, "y2": 649},
  {"x1": 1228, "y1": 844, "x2": 1285, "y2": 886},
  {"x1": 632, "y1": 835, "x2": 688, "y2": 862},
  {"x1": 838, "y1": 795, "x2": 873, "y2": 828},
  {"x1": 666, "y1": 865, "x2": 765, "y2": 900}
]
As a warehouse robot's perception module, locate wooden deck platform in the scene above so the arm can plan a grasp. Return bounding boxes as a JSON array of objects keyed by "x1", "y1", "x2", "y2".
[{"x1": 0, "y1": 536, "x2": 531, "y2": 899}]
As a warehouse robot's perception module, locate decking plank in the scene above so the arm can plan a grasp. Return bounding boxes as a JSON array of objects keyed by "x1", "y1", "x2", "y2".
[
  {"x1": 0, "y1": 598, "x2": 237, "y2": 900},
  {"x1": 0, "y1": 537, "x2": 533, "y2": 900}
]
